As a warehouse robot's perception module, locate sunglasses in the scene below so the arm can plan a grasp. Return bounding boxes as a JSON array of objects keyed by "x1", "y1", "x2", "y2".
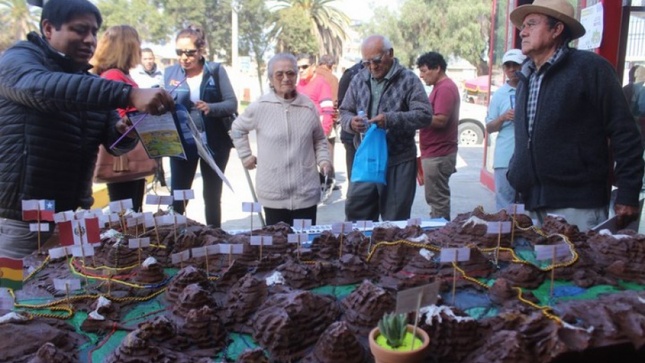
[
  {"x1": 362, "y1": 52, "x2": 388, "y2": 67},
  {"x1": 298, "y1": 64, "x2": 310, "y2": 70},
  {"x1": 176, "y1": 49, "x2": 198, "y2": 57}
]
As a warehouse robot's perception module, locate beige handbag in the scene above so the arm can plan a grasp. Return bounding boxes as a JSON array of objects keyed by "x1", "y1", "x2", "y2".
[{"x1": 93, "y1": 142, "x2": 157, "y2": 184}]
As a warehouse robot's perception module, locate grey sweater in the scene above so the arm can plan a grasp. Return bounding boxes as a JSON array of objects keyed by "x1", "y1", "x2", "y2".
[
  {"x1": 231, "y1": 91, "x2": 330, "y2": 210},
  {"x1": 339, "y1": 59, "x2": 432, "y2": 166}
]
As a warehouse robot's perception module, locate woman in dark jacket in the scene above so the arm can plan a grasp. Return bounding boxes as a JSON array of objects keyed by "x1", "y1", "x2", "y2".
[{"x1": 164, "y1": 26, "x2": 238, "y2": 227}]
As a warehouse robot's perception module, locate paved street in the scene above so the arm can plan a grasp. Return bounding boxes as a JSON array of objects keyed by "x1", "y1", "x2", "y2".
[{"x1": 146, "y1": 138, "x2": 496, "y2": 230}]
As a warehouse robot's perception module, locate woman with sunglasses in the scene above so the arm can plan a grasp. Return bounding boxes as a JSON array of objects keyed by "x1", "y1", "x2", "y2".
[
  {"x1": 230, "y1": 53, "x2": 332, "y2": 226},
  {"x1": 163, "y1": 25, "x2": 238, "y2": 228}
]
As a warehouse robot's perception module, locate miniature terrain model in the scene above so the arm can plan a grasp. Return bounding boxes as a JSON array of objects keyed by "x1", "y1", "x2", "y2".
[{"x1": 1, "y1": 207, "x2": 645, "y2": 362}]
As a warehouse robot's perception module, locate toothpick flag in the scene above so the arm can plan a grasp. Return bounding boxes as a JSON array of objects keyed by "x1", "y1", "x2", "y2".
[
  {"x1": 59, "y1": 218, "x2": 101, "y2": 246},
  {"x1": 0, "y1": 257, "x2": 23, "y2": 290},
  {"x1": 22, "y1": 199, "x2": 55, "y2": 221}
]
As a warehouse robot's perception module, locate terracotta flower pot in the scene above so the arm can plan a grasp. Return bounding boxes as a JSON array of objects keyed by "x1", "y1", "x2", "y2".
[{"x1": 368, "y1": 324, "x2": 430, "y2": 363}]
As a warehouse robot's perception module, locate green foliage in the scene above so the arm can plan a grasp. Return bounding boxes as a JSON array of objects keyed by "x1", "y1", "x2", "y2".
[
  {"x1": 156, "y1": 0, "x2": 231, "y2": 63},
  {"x1": 377, "y1": 312, "x2": 408, "y2": 348},
  {"x1": 238, "y1": 0, "x2": 277, "y2": 93},
  {"x1": 363, "y1": 0, "x2": 490, "y2": 74},
  {"x1": 272, "y1": 0, "x2": 350, "y2": 57},
  {"x1": 273, "y1": 6, "x2": 317, "y2": 55},
  {"x1": 96, "y1": 0, "x2": 169, "y2": 44},
  {"x1": 0, "y1": 0, "x2": 40, "y2": 51}
]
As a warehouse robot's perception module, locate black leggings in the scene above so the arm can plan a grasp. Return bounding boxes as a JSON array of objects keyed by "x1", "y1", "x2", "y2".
[{"x1": 264, "y1": 205, "x2": 317, "y2": 226}]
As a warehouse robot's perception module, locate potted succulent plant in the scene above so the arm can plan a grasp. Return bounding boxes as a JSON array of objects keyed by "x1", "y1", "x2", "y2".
[{"x1": 368, "y1": 312, "x2": 430, "y2": 363}]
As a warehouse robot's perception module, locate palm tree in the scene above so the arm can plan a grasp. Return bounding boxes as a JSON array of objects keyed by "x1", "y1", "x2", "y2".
[
  {"x1": 272, "y1": 0, "x2": 350, "y2": 57},
  {"x1": 0, "y1": 0, "x2": 40, "y2": 48}
]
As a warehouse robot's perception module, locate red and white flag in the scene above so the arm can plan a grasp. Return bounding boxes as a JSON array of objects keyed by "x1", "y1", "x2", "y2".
[
  {"x1": 58, "y1": 218, "x2": 101, "y2": 246},
  {"x1": 22, "y1": 199, "x2": 55, "y2": 221}
]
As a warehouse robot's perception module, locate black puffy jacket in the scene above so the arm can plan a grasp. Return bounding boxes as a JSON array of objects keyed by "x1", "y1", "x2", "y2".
[{"x1": 0, "y1": 32, "x2": 137, "y2": 220}]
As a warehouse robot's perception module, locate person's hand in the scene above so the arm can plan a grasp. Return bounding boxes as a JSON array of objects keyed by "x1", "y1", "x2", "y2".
[
  {"x1": 502, "y1": 109, "x2": 515, "y2": 122},
  {"x1": 242, "y1": 155, "x2": 257, "y2": 170},
  {"x1": 370, "y1": 113, "x2": 387, "y2": 128},
  {"x1": 195, "y1": 100, "x2": 211, "y2": 115},
  {"x1": 614, "y1": 203, "x2": 640, "y2": 229},
  {"x1": 351, "y1": 115, "x2": 368, "y2": 133},
  {"x1": 129, "y1": 88, "x2": 174, "y2": 115},
  {"x1": 320, "y1": 161, "x2": 333, "y2": 177},
  {"x1": 115, "y1": 116, "x2": 137, "y2": 139}
]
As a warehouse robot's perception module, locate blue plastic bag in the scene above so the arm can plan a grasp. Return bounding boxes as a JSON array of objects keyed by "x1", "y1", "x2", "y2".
[{"x1": 350, "y1": 124, "x2": 388, "y2": 184}]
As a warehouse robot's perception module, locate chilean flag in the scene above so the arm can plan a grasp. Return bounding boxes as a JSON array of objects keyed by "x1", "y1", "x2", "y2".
[
  {"x1": 22, "y1": 200, "x2": 55, "y2": 222},
  {"x1": 58, "y1": 218, "x2": 101, "y2": 246}
]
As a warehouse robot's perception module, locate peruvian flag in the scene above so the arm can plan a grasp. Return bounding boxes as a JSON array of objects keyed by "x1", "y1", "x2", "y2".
[
  {"x1": 22, "y1": 199, "x2": 55, "y2": 221},
  {"x1": 58, "y1": 218, "x2": 101, "y2": 246}
]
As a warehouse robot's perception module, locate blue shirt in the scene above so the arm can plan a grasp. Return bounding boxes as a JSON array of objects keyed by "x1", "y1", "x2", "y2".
[{"x1": 486, "y1": 82, "x2": 516, "y2": 168}]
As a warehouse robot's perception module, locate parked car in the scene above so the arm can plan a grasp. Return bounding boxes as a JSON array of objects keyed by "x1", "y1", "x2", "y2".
[{"x1": 458, "y1": 102, "x2": 487, "y2": 146}]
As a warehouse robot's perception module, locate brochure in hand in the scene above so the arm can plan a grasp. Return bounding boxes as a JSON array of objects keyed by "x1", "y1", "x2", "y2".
[{"x1": 132, "y1": 111, "x2": 186, "y2": 159}]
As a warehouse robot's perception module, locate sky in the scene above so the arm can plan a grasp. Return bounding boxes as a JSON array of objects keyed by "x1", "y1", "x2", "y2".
[{"x1": 332, "y1": 0, "x2": 401, "y2": 22}]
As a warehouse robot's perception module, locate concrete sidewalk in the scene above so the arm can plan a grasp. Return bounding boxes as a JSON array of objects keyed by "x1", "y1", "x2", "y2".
[{"x1": 146, "y1": 140, "x2": 496, "y2": 230}]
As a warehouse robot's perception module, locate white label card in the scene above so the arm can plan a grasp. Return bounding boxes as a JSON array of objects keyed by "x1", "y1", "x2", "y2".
[
  {"x1": 440, "y1": 248, "x2": 471, "y2": 263},
  {"x1": 29, "y1": 223, "x2": 49, "y2": 232},
  {"x1": 506, "y1": 204, "x2": 525, "y2": 214},
  {"x1": 407, "y1": 218, "x2": 422, "y2": 226},
  {"x1": 331, "y1": 222, "x2": 353, "y2": 234},
  {"x1": 486, "y1": 221, "x2": 512, "y2": 234},
  {"x1": 206, "y1": 245, "x2": 220, "y2": 255},
  {"x1": 356, "y1": 220, "x2": 373, "y2": 230},
  {"x1": 128, "y1": 238, "x2": 150, "y2": 249},
  {"x1": 217, "y1": 243, "x2": 244, "y2": 254},
  {"x1": 250, "y1": 236, "x2": 274, "y2": 246},
  {"x1": 287, "y1": 233, "x2": 308, "y2": 244},
  {"x1": 171, "y1": 250, "x2": 191, "y2": 264},
  {"x1": 53, "y1": 278, "x2": 81, "y2": 291},
  {"x1": 293, "y1": 219, "x2": 312, "y2": 231},
  {"x1": 395, "y1": 282, "x2": 440, "y2": 315},
  {"x1": 49, "y1": 246, "x2": 69, "y2": 259},
  {"x1": 54, "y1": 211, "x2": 76, "y2": 223},
  {"x1": 242, "y1": 202, "x2": 262, "y2": 213},
  {"x1": 71, "y1": 244, "x2": 95, "y2": 257},
  {"x1": 173, "y1": 190, "x2": 195, "y2": 201},
  {"x1": 191, "y1": 247, "x2": 208, "y2": 258},
  {"x1": 109, "y1": 199, "x2": 133, "y2": 213},
  {"x1": 535, "y1": 244, "x2": 572, "y2": 261}
]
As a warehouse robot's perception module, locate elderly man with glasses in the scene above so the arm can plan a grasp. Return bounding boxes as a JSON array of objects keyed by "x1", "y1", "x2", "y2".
[
  {"x1": 507, "y1": 0, "x2": 643, "y2": 231},
  {"x1": 339, "y1": 34, "x2": 432, "y2": 222}
]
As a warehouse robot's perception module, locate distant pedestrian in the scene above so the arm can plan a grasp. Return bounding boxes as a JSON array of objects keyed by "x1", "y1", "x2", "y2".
[
  {"x1": 485, "y1": 49, "x2": 526, "y2": 210},
  {"x1": 131, "y1": 48, "x2": 164, "y2": 89},
  {"x1": 417, "y1": 51, "x2": 459, "y2": 221},
  {"x1": 338, "y1": 61, "x2": 363, "y2": 181}
]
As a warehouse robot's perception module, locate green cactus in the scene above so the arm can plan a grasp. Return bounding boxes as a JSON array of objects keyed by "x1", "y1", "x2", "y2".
[{"x1": 377, "y1": 312, "x2": 408, "y2": 348}]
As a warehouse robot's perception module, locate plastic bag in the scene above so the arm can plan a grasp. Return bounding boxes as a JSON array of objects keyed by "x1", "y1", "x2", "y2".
[{"x1": 350, "y1": 124, "x2": 387, "y2": 184}]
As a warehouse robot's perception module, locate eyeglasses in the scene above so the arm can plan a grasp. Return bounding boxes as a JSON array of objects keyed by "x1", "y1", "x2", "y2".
[
  {"x1": 298, "y1": 64, "x2": 310, "y2": 70},
  {"x1": 176, "y1": 49, "x2": 198, "y2": 57},
  {"x1": 362, "y1": 51, "x2": 388, "y2": 67},
  {"x1": 520, "y1": 20, "x2": 545, "y2": 31},
  {"x1": 274, "y1": 71, "x2": 297, "y2": 79}
]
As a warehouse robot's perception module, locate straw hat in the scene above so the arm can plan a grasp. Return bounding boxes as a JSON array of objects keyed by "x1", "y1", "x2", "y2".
[{"x1": 510, "y1": 0, "x2": 586, "y2": 40}]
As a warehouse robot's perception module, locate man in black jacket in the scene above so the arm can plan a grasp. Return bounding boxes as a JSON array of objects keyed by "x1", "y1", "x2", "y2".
[
  {"x1": 0, "y1": 0, "x2": 174, "y2": 258},
  {"x1": 507, "y1": 0, "x2": 643, "y2": 231}
]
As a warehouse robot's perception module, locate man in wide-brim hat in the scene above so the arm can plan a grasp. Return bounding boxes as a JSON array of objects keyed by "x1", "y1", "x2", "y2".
[{"x1": 505, "y1": 0, "x2": 644, "y2": 232}]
